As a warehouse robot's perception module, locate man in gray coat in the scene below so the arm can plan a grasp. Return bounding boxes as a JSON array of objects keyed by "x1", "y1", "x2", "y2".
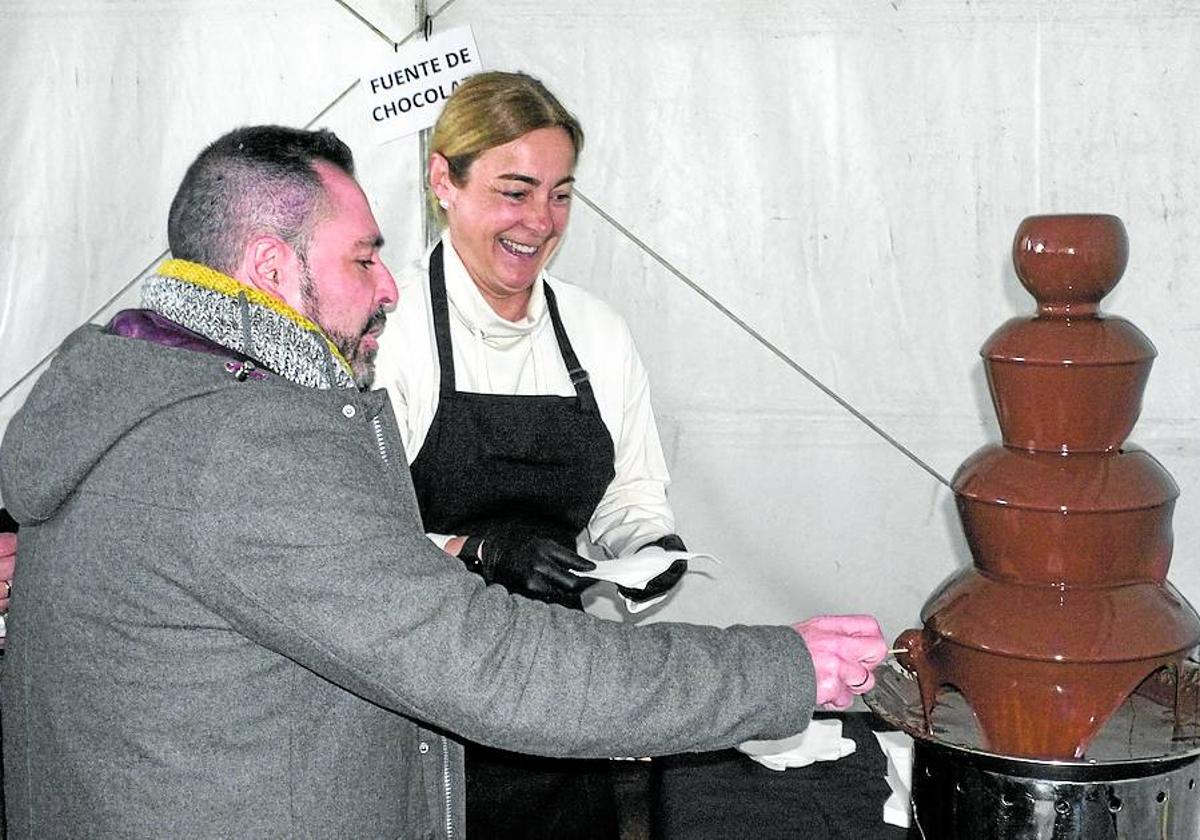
[{"x1": 0, "y1": 125, "x2": 886, "y2": 839}]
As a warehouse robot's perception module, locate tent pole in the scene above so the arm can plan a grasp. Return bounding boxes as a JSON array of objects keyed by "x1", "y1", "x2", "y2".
[
  {"x1": 415, "y1": 0, "x2": 439, "y2": 248},
  {"x1": 419, "y1": 125, "x2": 436, "y2": 248}
]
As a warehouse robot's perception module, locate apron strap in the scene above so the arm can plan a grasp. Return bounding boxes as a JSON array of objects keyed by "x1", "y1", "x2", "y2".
[
  {"x1": 428, "y1": 242, "x2": 458, "y2": 395},
  {"x1": 428, "y1": 240, "x2": 599, "y2": 412},
  {"x1": 543, "y1": 282, "x2": 599, "y2": 413}
]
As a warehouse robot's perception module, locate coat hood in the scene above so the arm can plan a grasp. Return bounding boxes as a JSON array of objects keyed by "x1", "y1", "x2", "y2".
[
  {"x1": 2, "y1": 259, "x2": 361, "y2": 526},
  {"x1": 0, "y1": 323, "x2": 242, "y2": 525}
]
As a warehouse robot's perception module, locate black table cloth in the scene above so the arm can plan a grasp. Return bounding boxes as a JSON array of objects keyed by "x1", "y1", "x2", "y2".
[{"x1": 653, "y1": 712, "x2": 909, "y2": 839}]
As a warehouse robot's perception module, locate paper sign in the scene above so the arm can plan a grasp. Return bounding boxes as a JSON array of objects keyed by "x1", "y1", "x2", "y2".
[{"x1": 360, "y1": 26, "x2": 481, "y2": 143}]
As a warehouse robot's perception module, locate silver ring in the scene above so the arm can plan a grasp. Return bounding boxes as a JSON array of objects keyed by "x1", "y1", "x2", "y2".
[{"x1": 1, "y1": 579, "x2": 10, "y2": 599}]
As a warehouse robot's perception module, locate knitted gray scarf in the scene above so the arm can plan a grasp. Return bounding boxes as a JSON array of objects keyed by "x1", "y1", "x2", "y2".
[{"x1": 141, "y1": 261, "x2": 357, "y2": 391}]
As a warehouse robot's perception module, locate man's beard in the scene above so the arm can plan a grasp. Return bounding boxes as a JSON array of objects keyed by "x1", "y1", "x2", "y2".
[{"x1": 299, "y1": 266, "x2": 387, "y2": 390}]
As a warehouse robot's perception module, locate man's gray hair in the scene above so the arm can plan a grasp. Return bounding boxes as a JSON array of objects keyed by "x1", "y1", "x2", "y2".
[{"x1": 167, "y1": 126, "x2": 356, "y2": 275}]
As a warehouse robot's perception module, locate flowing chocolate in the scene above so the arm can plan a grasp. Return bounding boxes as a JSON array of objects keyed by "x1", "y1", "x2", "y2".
[{"x1": 896, "y1": 214, "x2": 1200, "y2": 760}]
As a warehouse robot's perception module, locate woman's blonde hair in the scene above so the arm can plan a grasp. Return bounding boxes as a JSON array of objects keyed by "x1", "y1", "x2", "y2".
[{"x1": 429, "y1": 71, "x2": 584, "y2": 223}]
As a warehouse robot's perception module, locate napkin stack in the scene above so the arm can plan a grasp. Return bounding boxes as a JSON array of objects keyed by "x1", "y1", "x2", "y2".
[
  {"x1": 872, "y1": 729, "x2": 914, "y2": 828},
  {"x1": 735, "y1": 718, "x2": 857, "y2": 771},
  {"x1": 735, "y1": 717, "x2": 914, "y2": 828}
]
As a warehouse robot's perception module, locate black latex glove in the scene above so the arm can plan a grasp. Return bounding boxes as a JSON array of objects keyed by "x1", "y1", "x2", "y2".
[
  {"x1": 619, "y1": 534, "x2": 689, "y2": 603},
  {"x1": 477, "y1": 534, "x2": 597, "y2": 601}
]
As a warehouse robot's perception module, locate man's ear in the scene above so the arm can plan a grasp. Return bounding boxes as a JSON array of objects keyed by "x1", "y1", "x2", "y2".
[{"x1": 240, "y1": 235, "x2": 305, "y2": 311}]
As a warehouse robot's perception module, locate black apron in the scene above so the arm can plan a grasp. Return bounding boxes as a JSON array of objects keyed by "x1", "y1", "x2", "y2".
[
  {"x1": 409, "y1": 242, "x2": 617, "y2": 608},
  {"x1": 409, "y1": 243, "x2": 621, "y2": 839}
]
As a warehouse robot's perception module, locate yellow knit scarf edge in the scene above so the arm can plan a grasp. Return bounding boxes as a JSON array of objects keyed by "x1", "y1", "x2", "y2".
[{"x1": 156, "y1": 258, "x2": 353, "y2": 376}]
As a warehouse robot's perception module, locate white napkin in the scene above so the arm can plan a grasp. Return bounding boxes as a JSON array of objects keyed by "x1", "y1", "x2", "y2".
[
  {"x1": 736, "y1": 718, "x2": 857, "y2": 771},
  {"x1": 572, "y1": 548, "x2": 717, "y2": 614},
  {"x1": 872, "y1": 730, "x2": 914, "y2": 828}
]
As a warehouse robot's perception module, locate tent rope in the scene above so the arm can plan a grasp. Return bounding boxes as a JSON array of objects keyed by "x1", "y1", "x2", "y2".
[
  {"x1": 330, "y1": 0, "x2": 464, "y2": 50},
  {"x1": 573, "y1": 190, "x2": 952, "y2": 488}
]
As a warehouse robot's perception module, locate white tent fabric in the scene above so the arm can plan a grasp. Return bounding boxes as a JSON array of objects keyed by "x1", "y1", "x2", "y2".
[{"x1": 4, "y1": 1, "x2": 1200, "y2": 644}]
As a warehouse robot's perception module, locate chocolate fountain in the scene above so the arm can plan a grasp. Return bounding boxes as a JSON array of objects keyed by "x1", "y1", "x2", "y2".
[{"x1": 868, "y1": 214, "x2": 1200, "y2": 838}]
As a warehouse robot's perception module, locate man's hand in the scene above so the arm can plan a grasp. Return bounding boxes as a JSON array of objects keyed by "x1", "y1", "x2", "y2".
[
  {"x1": 792, "y1": 614, "x2": 887, "y2": 710},
  {"x1": 480, "y1": 534, "x2": 597, "y2": 602},
  {"x1": 0, "y1": 531, "x2": 15, "y2": 613}
]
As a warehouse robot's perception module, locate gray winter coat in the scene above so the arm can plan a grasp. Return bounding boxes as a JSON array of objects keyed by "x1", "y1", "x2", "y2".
[{"x1": 0, "y1": 320, "x2": 815, "y2": 839}]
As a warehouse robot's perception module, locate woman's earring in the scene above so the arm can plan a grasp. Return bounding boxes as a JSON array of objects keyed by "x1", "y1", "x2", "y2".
[{"x1": 438, "y1": 198, "x2": 449, "y2": 210}]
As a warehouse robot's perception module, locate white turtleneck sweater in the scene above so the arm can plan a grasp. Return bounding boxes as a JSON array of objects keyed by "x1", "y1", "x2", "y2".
[{"x1": 374, "y1": 233, "x2": 676, "y2": 559}]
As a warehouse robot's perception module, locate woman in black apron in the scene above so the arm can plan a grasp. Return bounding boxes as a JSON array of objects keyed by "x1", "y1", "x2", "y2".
[{"x1": 400, "y1": 72, "x2": 689, "y2": 838}]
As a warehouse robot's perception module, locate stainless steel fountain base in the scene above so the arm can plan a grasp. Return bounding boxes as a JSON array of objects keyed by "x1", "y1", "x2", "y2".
[
  {"x1": 866, "y1": 661, "x2": 1200, "y2": 839},
  {"x1": 912, "y1": 736, "x2": 1200, "y2": 839}
]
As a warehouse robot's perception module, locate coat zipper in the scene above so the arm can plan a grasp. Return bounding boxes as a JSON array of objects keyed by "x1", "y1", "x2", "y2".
[
  {"x1": 442, "y1": 736, "x2": 454, "y2": 839},
  {"x1": 370, "y1": 413, "x2": 455, "y2": 838},
  {"x1": 371, "y1": 414, "x2": 391, "y2": 465}
]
